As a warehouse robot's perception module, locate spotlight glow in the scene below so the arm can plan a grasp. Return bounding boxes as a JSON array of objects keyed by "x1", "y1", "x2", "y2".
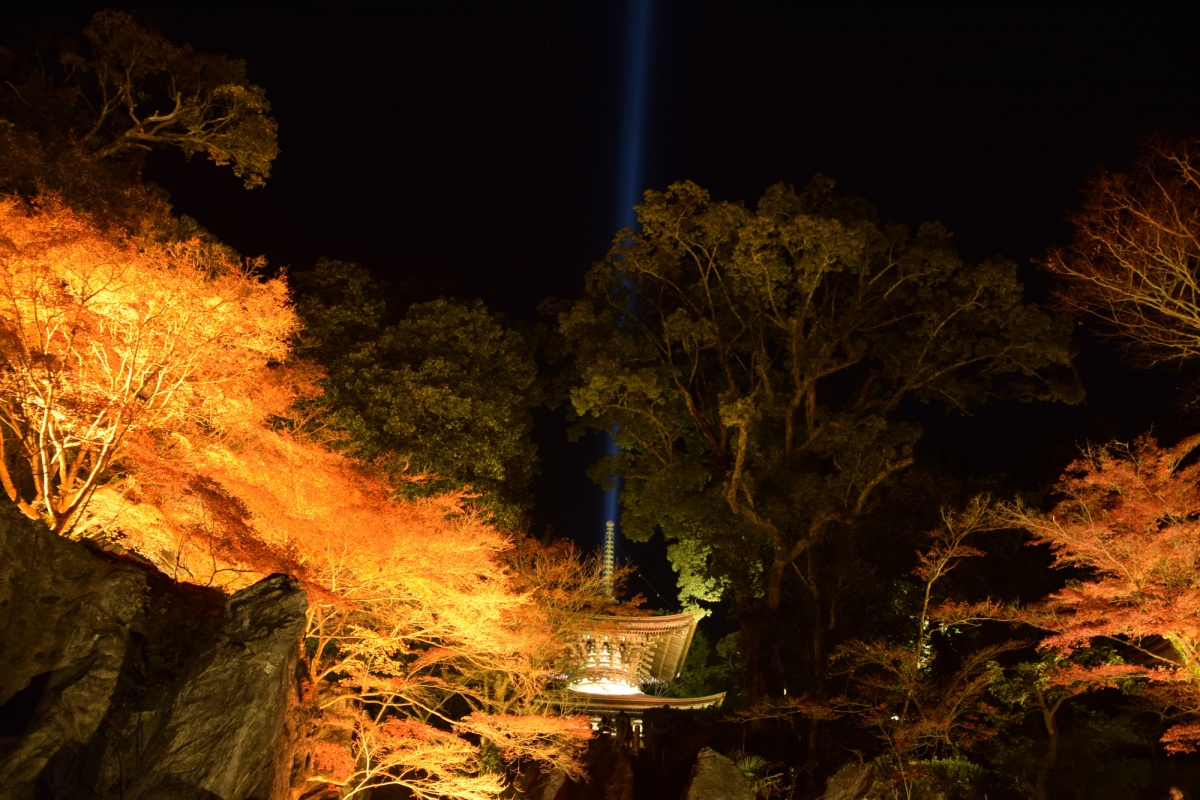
[{"x1": 602, "y1": 0, "x2": 655, "y2": 541}]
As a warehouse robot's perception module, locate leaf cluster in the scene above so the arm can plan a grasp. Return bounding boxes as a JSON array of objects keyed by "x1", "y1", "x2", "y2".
[
  {"x1": 557, "y1": 178, "x2": 1074, "y2": 615},
  {"x1": 293, "y1": 259, "x2": 543, "y2": 529},
  {"x1": 1003, "y1": 435, "x2": 1200, "y2": 751},
  {"x1": 1, "y1": 10, "x2": 279, "y2": 248},
  {"x1": 0, "y1": 197, "x2": 294, "y2": 534}
]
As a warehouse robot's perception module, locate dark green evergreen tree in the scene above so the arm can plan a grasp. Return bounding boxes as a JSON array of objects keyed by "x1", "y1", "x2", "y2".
[
  {"x1": 294, "y1": 260, "x2": 541, "y2": 529},
  {"x1": 556, "y1": 178, "x2": 1076, "y2": 699}
]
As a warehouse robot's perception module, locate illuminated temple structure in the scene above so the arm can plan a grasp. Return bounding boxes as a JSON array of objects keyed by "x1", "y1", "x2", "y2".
[{"x1": 565, "y1": 522, "x2": 725, "y2": 713}]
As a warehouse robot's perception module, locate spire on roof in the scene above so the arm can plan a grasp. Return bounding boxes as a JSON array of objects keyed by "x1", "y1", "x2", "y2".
[{"x1": 603, "y1": 519, "x2": 615, "y2": 601}]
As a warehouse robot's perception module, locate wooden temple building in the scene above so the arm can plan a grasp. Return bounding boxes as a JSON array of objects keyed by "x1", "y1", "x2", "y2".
[{"x1": 564, "y1": 522, "x2": 725, "y2": 715}]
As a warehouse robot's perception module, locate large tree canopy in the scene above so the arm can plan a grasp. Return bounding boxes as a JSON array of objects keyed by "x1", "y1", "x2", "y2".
[
  {"x1": 1043, "y1": 136, "x2": 1200, "y2": 367},
  {"x1": 68, "y1": 9, "x2": 277, "y2": 187},
  {"x1": 1, "y1": 9, "x2": 277, "y2": 228},
  {"x1": 558, "y1": 178, "x2": 1074, "y2": 693},
  {"x1": 294, "y1": 260, "x2": 541, "y2": 529}
]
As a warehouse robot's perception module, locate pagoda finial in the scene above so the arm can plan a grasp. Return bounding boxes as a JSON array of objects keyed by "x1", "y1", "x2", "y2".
[{"x1": 603, "y1": 520, "x2": 615, "y2": 600}]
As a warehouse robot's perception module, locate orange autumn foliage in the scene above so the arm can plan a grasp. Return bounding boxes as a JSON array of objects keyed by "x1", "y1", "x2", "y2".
[
  {"x1": 332, "y1": 717, "x2": 506, "y2": 800},
  {"x1": 1044, "y1": 136, "x2": 1200, "y2": 367},
  {"x1": 95, "y1": 424, "x2": 592, "y2": 797},
  {"x1": 1005, "y1": 436, "x2": 1200, "y2": 752},
  {"x1": 0, "y1": 197, "x2": 295, "y2": 534},
  {"x1": 234, "y1": 432, "x2": 593, "y2": 794},
  {"x1": 0, "y1": 198, "x2": 593, "y2": 798}
]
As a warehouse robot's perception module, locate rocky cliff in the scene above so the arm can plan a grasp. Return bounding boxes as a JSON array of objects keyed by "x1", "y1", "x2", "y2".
[{"x1": 0, "y1": 504, "x2": 306, "y2": 800}]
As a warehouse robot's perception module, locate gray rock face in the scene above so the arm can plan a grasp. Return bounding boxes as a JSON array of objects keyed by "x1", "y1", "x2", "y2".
[
  {"x1": 0, "y1": 505, "x2": 146, "y2": 794},
  {"x1": 684, "y1": 747, "x2": 754, "y2": 800},
  {"x1": 819, "y1": 759, "x2": 876, "y2": 800},
  {"x1": 119, "y1": 574, "x2": 306, "y2": 800},
  {"x1": 0, "y1": 505, "x2": 306, "y2": 800},
  {"x1": 524, "y1": 766, "x2": 571, "y2": 800},
  {"x1": 521, "y1": 737, "x2": 643, "y2": 800}
]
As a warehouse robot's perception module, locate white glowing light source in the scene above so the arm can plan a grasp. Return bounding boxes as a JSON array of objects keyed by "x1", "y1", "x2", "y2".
[{"x1": 568, "y1": 677, "x2": 642, "y2": 696}]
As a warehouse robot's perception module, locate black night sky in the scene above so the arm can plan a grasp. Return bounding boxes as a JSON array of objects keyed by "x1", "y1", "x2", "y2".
[{"x1": 6, "y1": 1, "x2": 1200, "y2": 599}]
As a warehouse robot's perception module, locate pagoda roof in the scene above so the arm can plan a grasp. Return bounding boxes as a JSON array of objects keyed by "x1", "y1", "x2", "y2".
[
  {"x1": 575, "y1": 611, "x2": 699, "y2": 685},
  {"x1": 561, "y1": 611, "x2": 725, "y2": 712},
  {"x1": 565, "y1": 690, "x2": 727, "y2": 714}
]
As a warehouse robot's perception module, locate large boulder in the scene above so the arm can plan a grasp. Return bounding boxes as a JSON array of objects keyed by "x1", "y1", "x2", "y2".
[
  {"x1": 819, "y1": 759, "x2": 876, "y2": 800},
  {"x1": 0, "y1": 505, "x2": 306, "y2": 800},
  {"x1": 0, "y1": 505, "x2": 146, "y2": 792},
  {"x1": 684, "y1": 747, "x2": 754, "y2": 800},
  {"x1": 602, "y1": 749, "x2": 634, "y2": 800},
  {"x1": 118, "y1": 574, "x2": 306, "y2": 800},
  {"x1": 523, "y1": 766, "x2": 571, "y2": 800}
]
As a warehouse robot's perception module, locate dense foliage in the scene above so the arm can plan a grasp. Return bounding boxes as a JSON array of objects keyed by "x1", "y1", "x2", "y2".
[
  {"x1": 1, "y1": 9, "x2": 277, "y2": 207},
  {"x1": 0, "y1": 15, "x2": 591, "y2": 797},
  {"x1": 556, "y1": 178, "x2": 1074, "y2": 699},
  {"x1": 0, "y1": 198, "x2": 294, "y2": 534},
  {"x1": 0, "y1": 199, "x2": 599, "y2": 799},
  {"x1": 293, "y1": 259, "x2": 542, "y2": 529},
  {"x1": 1004, "y1": 436, "x2": 1200, "y2": 753}
]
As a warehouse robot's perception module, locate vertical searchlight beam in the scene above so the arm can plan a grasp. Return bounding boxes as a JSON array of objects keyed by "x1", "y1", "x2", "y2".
[
  {"x1": 604, "y1": 0, "x2": 655, "y2": 542},
  {"x1": 615, "y1": 0, "x2": 653, "y2": 229}
]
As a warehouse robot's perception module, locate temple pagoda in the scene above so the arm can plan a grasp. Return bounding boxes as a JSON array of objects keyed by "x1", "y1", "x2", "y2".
[{"x1": 564, "y1": 522, "x2": 725, "y2": 714}]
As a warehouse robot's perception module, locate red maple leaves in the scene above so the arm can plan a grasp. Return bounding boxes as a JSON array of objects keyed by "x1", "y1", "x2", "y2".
[{"x1": 1008, "y1": 435, "x2": 1200, "y2": 751}]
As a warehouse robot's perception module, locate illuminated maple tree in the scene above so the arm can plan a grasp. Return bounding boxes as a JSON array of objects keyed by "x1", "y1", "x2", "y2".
[
  {"x1": 1003, "y1": 435, "x2": 1200, "y2": 752},
  {"x1": 1043, "y1": 136, "x2": 1200, "y2": 366},
  {"x1": 0, "y1": 198, "x2": 294, "y2": 535},
  {"x1": 0, "y1": 19, "x2": 589, "y2": 793},
  {"x1": 86, "y1": 422, "x2": 593, "y2": 798},
  {"x1": 0, "y1": 202, "x2": 594, "y2": 798},
  {"x1": 833, "y1": 498, "x2": 1012, "y2": 798},
  {"x1": 219, "y1": 433, "x2": 593, "y2": 797}
]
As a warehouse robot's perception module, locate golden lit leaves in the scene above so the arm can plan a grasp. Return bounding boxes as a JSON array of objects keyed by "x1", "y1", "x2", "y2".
[
  {"x1": 456, "y1": 712, "x2": 591, "y2": 779},
  {"x1": 317, "y1": 715, "x2": 507, "y2": 800},
  {"x1": 93, "y1": 422, "x2": 593, "y2": 796},
  {"x1": 0, "y1": 198, "x2": 295, "y2": 534},
  {"x1": 152, "y1": 427, "x2": 592, "y2": 796}
]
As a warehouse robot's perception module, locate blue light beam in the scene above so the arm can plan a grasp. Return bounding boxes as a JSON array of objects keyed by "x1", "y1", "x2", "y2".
[
  {"x1": 615, "y1": 0, "x2": 654, "y2": 230},
  {"x1": 603, "y1": 0, "x2": 655, "y2": 537}
]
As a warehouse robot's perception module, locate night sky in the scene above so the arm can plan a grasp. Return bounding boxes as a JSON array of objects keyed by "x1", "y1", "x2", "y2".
[{"x1": 6, "y1": 1, "x2": 1200, "y2": 601}]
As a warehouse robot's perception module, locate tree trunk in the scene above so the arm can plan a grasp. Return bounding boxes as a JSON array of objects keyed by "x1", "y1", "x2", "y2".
[
  {"x1": 737, "y1": 601, "x2": 786, "y2": 701},
  {"x1": 810, "y1": 597, "x2": 826, "y2": 696},
  {"x1": 1034, "y1": 700, "x2": 1061, "y2": 800},
  {"x1": 805, "y1": 718, "x2": 822, "y2": 795},
  {"x1": 803, "y1": 595, "x2": 827, "y2": 791}
]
